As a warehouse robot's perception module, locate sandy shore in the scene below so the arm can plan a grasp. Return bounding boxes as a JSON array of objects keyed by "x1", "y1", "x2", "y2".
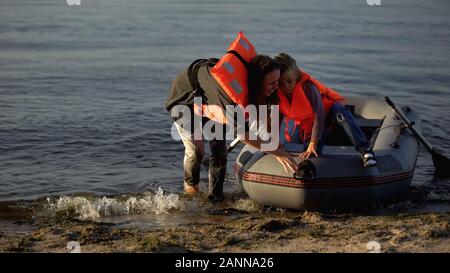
[{"x1": 1, "y1": 208, "x2": 449, "y2": 253}]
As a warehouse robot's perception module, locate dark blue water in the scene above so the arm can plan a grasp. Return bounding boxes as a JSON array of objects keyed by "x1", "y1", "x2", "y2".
[{"x1": 1, "y1": 0, "x2": 449, "y2": 211}]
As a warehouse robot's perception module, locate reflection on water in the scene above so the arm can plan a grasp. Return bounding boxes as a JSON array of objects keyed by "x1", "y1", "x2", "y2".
[{"x1": 0, "y1": 0, "x2": 449, "y2": 223}]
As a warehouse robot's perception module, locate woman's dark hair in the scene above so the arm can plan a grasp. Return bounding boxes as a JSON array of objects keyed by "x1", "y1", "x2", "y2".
[{"x1": 247, "y1": 54, "x2": 280, "y2": 107}]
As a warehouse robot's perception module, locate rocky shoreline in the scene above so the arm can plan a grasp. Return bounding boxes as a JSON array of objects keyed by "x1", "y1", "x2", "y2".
[{"x1": 1, "y1": 208, "x2": 449, "y2": 253}]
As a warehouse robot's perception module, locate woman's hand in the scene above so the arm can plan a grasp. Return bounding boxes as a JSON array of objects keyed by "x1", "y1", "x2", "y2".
[
  {"x1": 300, "y1": 141, "x2": 319, "y2": 159},
  {"x1": 239, "y1": 137, "x2": 297, "y2": 173},
  {"x1": 270, "y1": 148, "x2": 298, "y2": 173}
]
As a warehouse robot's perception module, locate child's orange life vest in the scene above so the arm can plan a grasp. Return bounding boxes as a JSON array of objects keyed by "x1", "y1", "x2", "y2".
[{"x1": 277, "y1": 71, "x2": 344, "y2": 142}]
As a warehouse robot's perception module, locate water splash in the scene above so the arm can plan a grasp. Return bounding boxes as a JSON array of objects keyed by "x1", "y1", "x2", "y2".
[
  {"x1": 426, "y1": 190, "x2": 450, "y2": 202},
  {"x1": 44, "y1": 187, "x2": 182, "y2": 220},
  {"x1": 232, "y1": 198, "x2": 262, "y2": 212}
]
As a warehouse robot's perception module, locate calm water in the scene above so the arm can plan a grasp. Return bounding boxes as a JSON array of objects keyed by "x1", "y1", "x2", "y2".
[{"x1": 1, "y1": 0, "x2": 449, "y2": 216}]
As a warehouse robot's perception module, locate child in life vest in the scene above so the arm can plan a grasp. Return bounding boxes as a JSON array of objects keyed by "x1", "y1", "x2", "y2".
[{"x1": 274, "y1": 53, "x2": 376, "y2": 167}]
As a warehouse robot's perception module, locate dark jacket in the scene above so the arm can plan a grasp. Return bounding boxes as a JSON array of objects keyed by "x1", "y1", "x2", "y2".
[{"x1": 165, "y1": 66, "x2": 234, "y2": 112}]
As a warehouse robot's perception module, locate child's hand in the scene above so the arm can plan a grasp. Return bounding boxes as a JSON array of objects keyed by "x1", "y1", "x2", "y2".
[{"x1": 300, "y1": 142, "x2": 319, "y2": 159}]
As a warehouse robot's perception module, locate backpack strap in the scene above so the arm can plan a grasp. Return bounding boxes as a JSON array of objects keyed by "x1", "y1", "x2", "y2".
[
  {"x1": 225, "y1": 50, "x2": 249, "y2": 69},
  {"x1": 187, "y1": 58, "x2": 219, "y2": 103}
]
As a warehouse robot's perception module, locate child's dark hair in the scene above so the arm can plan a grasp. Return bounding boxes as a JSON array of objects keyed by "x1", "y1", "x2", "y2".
[
  {"x1": 274, "y1": 53, "x2": 300, "y2": 77},
  {"x1": 247, "y1": 55, "x2": 280, "y2": 106}
]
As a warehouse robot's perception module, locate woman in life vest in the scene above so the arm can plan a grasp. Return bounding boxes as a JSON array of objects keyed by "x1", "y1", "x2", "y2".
[
  {"x1": 274, "y1": 53, "x2": 376, "y2": 167},
  {"x1": 166, "y1": 34, "x2": 297, "y2": 203}
]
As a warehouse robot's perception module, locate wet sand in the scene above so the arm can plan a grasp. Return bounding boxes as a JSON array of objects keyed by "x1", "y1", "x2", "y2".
[{"x1": 1, "y1": 204, "x2": 449, "y2": 253}]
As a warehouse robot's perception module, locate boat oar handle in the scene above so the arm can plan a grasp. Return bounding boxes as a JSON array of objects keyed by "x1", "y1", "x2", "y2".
[
  {"x1": 293, "y1": 160, "x2": 316, "y2": 182},
  {"x1": 385, "y1": 96, "x2": 395, "y2": 107},
  {"x1": 202, "y1": 138, "x2": 240, "y2": 166},
  {"x1": 293, "y1": 171, "x2": 304, "y2": 180},
  {"x1": 384, "y1": 96, "x2": 433, "y2": 152}
]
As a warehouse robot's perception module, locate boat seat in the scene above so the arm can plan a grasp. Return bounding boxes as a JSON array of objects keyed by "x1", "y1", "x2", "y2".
[
  {"x1": 324, "y1": 118, "x2": 384, "y2": 147},
  {"x1": 355, "y1": 118, "x2": 384, "y2": 129}
]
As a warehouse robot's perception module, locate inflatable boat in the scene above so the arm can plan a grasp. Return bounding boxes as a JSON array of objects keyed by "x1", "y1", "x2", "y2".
[{"x1": 234, "y1": 96, "x2": 421, "y2": 210}]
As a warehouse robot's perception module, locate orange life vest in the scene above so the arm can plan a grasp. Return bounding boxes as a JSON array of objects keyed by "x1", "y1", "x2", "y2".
[
  {"x1": 278, "y1": 71, "x2": 345, "y2": 142},
  {"x1": 193, "y1": 31, "x2": 256, "y2": 124}
]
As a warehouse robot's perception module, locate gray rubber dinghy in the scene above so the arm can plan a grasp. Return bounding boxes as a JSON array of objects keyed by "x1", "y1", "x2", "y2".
[{"x1": 234, "y1": 96, "x2": 421, "y2": 210}]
